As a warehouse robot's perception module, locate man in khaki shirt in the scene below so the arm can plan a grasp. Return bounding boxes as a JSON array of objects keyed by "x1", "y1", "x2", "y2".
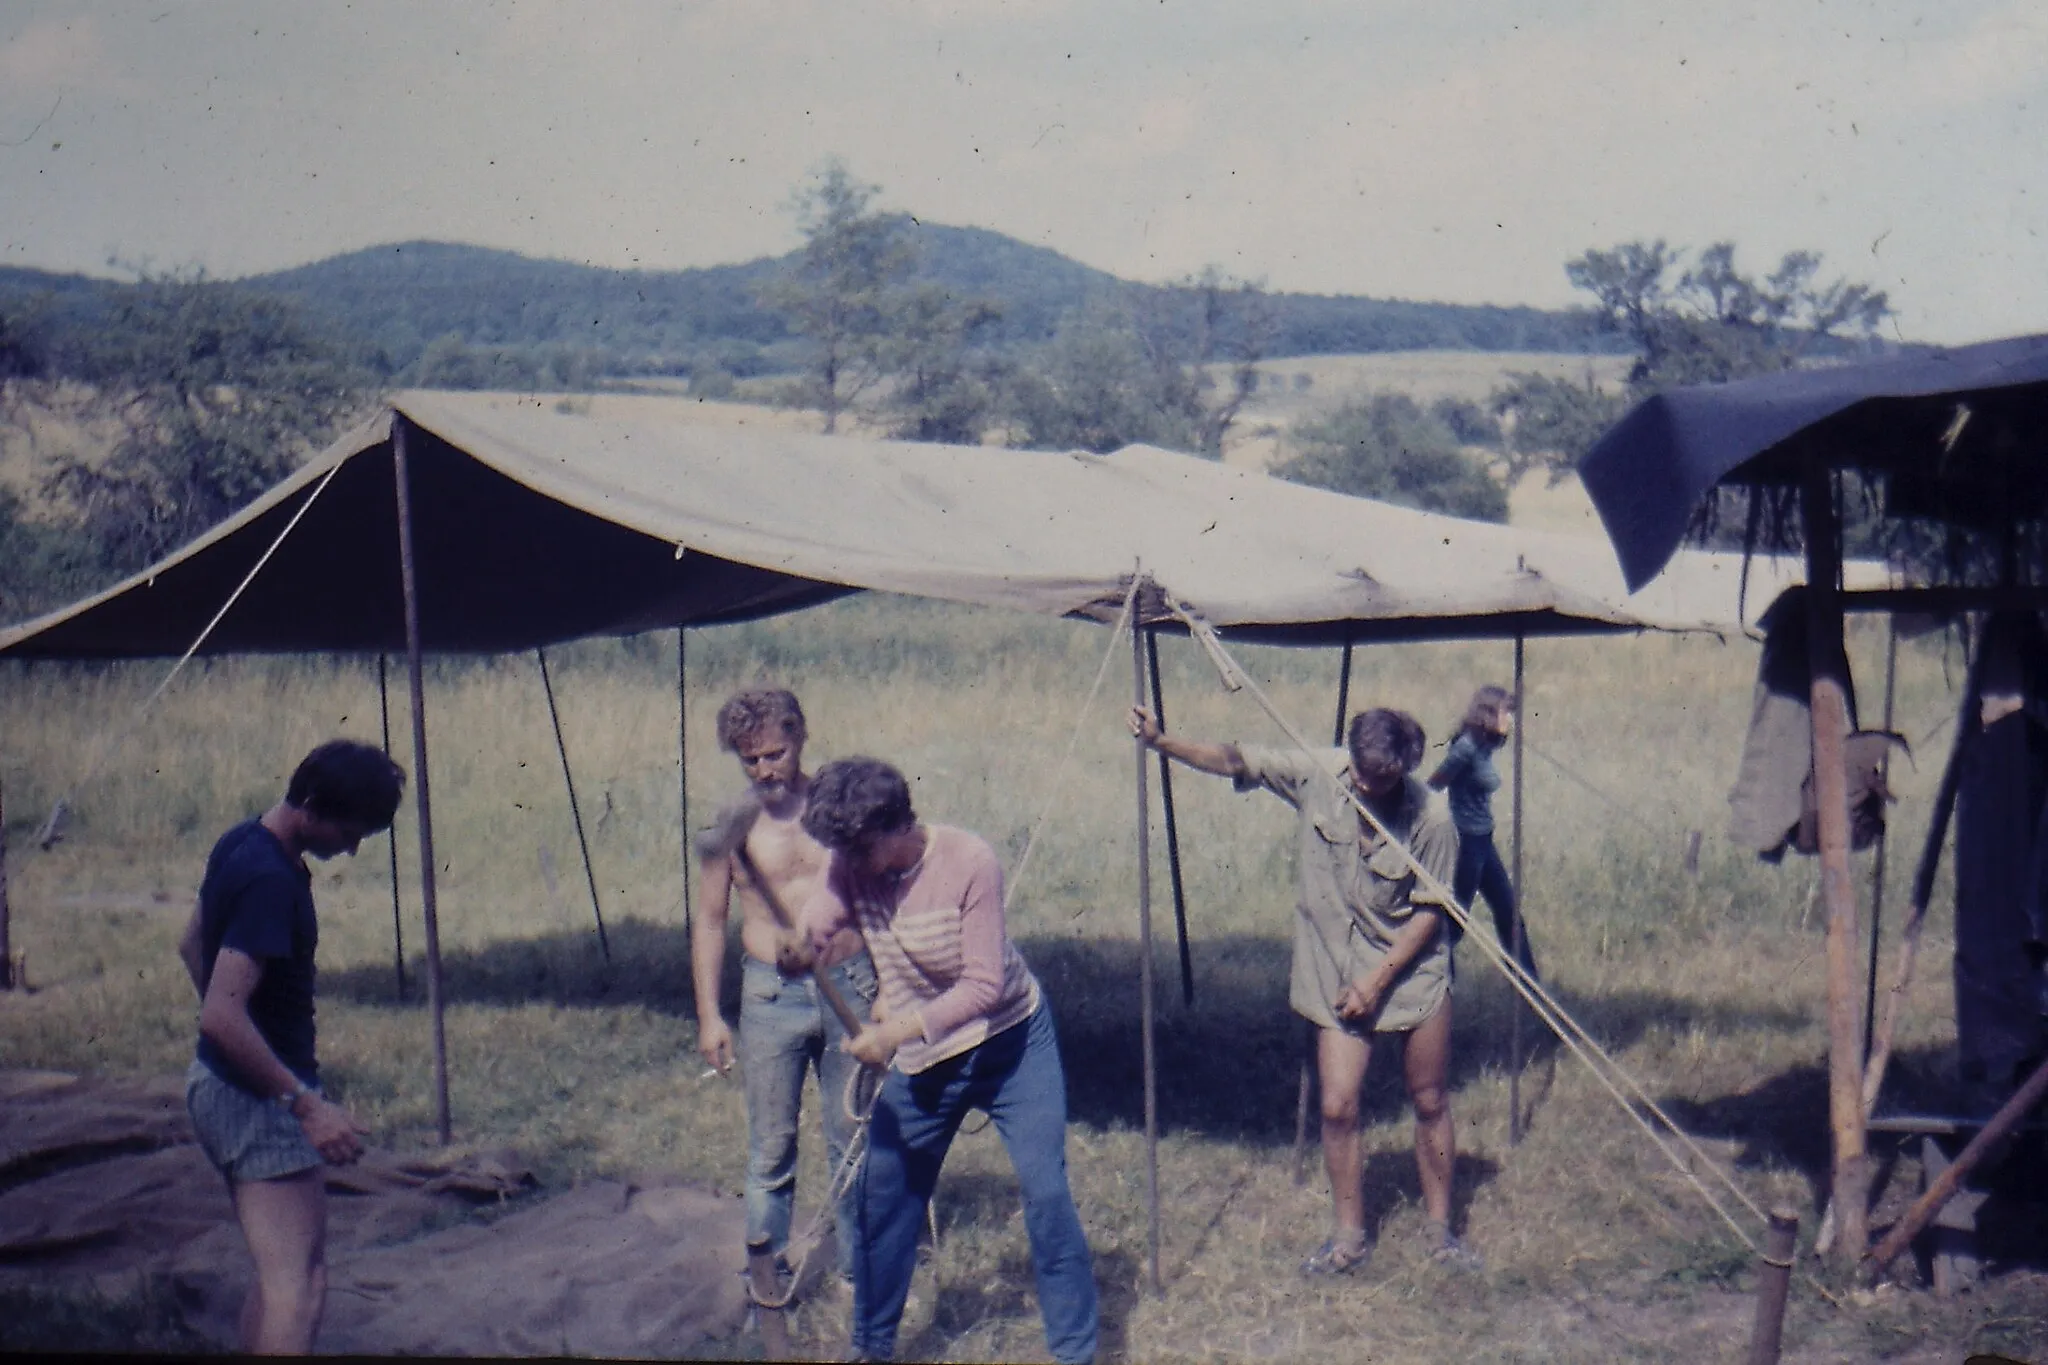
[{"x1": 1130, "y1": 703, "x2": 1475, "y2": 1276}]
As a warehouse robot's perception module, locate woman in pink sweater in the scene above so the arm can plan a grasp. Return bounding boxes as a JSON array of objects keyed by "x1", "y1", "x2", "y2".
[{"x1": 787, "y1": 757, "x2": 1097, "y2": 1365}]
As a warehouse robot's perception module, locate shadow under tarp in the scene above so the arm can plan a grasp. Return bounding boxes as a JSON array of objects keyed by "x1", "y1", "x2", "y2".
[
  {"x1": 1956, "y1": 614, "x2": 2048, "y2": 1113},
  {"x1": 0, "y1": 1069, "x2": 753, "y2": 1356}
]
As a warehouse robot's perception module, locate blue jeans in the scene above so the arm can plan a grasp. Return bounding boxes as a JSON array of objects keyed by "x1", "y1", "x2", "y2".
[
  {"x1": 1453, "y1": 830, "x2": 1538, "y2": 979},
  {"x1": 739, "y1": 952, "x2": 878, "y2": 1276},
  {"x1": 852, "y1": 1003, "x2": 1097, "y2": 1365}
]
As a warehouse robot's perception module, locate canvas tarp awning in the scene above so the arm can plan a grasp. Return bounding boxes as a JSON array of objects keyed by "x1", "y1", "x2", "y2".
[
  {"x1": 1580, "y1": 332, "x2": 2048, "y2": 591},
  {"x1": 0, "y1": 390, "x2": 1845, "y2": 660}
]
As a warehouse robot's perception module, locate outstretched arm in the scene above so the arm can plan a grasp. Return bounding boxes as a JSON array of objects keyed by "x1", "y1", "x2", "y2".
[{"x1": 1129, "y1": 705, "x2": 1245, "y2": 778}]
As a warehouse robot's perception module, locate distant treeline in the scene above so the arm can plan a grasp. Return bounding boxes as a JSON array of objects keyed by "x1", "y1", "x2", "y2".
[{"x1": 0, "y1": 224, "x2": 1610, "y2": 391}]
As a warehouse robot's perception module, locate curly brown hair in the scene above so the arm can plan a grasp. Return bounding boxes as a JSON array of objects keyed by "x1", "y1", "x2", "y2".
[
  {"x1": 715, "y1": 688, "x2": 807, "y2": 753},
  {"x1": 801, "y1": 758, "x2": 916, "y2": 852},
  {"x1": 1346, "y1": 707, "x2": 1426, "y2": 777}
]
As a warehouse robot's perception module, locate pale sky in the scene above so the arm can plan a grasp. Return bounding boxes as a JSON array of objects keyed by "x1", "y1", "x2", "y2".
[{"x1": 2, "y1": 1, "x2": 2044, "y2": 346}]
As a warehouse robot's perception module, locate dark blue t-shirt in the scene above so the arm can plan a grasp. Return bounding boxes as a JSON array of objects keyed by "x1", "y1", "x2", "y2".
[
  {"x1": 1436, "y1": 730, "x2": 1502, "y2": 837},
  {"x1": 194, "y1": 819, "x2": 319, "y2": 1095}
]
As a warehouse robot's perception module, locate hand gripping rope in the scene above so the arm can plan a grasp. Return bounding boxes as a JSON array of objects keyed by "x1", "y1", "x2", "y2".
[{"x1": 745, "y1": 579, "x2": 1145, "y2": 1313}]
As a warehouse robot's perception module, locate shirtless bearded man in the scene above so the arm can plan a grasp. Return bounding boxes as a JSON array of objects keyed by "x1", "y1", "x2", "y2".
[{"x1": 691, "y1": 688, "x2": 877, "y2": 1285}]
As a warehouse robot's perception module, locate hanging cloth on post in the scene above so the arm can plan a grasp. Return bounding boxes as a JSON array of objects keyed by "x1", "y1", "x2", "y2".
[{"x1": 1728, "y1": 586, "x2": 1862, "y2": 862}]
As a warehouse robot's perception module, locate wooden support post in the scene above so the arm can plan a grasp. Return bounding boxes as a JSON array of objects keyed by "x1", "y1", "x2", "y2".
[
  {"x1": 1144, "y1": 628, "x2": 1195, "y2": 1007},
  {"x1": 1510, "y1": 632, "x2": 1526, "y2": 1146},
  {"x1": 1295, "y1": 641, "x2": 1352, "y2": 1183},
  {"x1": 537, "y1": 647, "x2": 611, "y2": 962},
  {"x1": 678, "y1": 628, "x2": 692, "y2": 942},
  {"x1": 1862, "y1": 619, "x2": 1899, "y2": 1067},
  {"x1": 393, "y1": 416, "x2": 453, "y2": 1145},
  {"x1": 1866, "y1": 1051, "x2": 2048, "y2": 1280},
  {"x1": 1131, "y1": 603, "x2": 1162, "y2": 1297},
  {"x1": 1746, "y1": 1208, "x2": 1800, "y2": 1365},
  {"x1": 377, "y1": 654, "x2": 407, "y2": 1002},
  {"x1": 1802, "y1": 460, "x2": 1869, "y2": 1264}
]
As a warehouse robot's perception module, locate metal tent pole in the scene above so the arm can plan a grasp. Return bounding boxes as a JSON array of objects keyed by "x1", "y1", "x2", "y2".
[
  {"x1": 1510, "y1": 631, "x2": 1526, "y2": 1146},
  {"x1": 1295, "y1": 639, "x2": 1353, "y2": 1185},
  {"x1": 378, "y1": 653, "x2": 407, "y2": 1002},
  {"x1": 678, "y1": 627, "x2": 692, "y2": 942},
  {"x1": 1144, "y1": 628, "x2": 1194, "y2": 1006},
  {"x1": 392, "y1": 415, "x2": 452, "y2": 1145},
  {"x1": 537, "y1": 647, "x2": 611, "y2": 961},
  {"x1": 1130, "y1": 602, "x2": 1162, "y2": 1297}
]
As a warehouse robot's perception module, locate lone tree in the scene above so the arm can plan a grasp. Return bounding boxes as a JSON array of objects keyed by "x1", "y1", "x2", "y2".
[
  {"x1": 1493, "y1": 240, "x2": 1892, "y2": 480},
  {"x1": 758, "y1": 159, "x2": 916, "y2": 434}
]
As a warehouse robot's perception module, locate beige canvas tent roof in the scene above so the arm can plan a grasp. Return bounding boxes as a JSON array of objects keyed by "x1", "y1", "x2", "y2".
[{"x1": 0, "y1": 390, "x2": 1862, "y2": 660}]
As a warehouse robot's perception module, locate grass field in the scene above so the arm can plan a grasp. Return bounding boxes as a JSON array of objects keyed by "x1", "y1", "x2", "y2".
[{"x1": 2, "y1": 591, "x2": 2043, "y2": 1363}]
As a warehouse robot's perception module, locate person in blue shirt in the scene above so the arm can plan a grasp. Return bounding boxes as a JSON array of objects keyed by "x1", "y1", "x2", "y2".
[
  {"x1": 177, "y1": 740, "x2": 405, "y2": 1354},
  {"x1": 1428, "y1": 685, "x2": 1538, "y2": 981}
]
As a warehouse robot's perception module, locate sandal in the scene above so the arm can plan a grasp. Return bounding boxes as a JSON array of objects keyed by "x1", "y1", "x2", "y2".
[
  {"x1": 1424, "y1": 1223, "x2": 1484, "y2": 1272},
  {"x1": 1300, "y1": 1235, "x2": 1372, "y2": 1277}
]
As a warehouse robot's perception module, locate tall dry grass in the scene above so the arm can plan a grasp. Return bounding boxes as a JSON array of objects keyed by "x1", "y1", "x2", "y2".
[{"x1": 2, "y1": 596, "x2": 2039, "y2": 1363}]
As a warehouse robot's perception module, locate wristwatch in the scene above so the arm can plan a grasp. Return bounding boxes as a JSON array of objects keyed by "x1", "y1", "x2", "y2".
[{"x1": 278, "y1": 1081, "x2": 314, "y2": 1113}]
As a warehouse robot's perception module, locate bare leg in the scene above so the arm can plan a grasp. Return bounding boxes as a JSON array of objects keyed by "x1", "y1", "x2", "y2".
[
  {"x1": 1316, "y1": 1026, "x2": 1372, "y2": 1236},
  {"x1": 231, "y1": 1168, "x2": 329, "y2": 1354},
  {"x1": 1403, "y1": 999, "x2": 1456, "y2": 1226}
]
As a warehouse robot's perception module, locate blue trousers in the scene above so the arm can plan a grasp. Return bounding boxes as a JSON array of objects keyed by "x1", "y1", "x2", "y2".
[
  {"x1": 1453, "y1": 830, "x2": 1538, "y2": 979},
  {"x1": 739, "y1": 952, "x2": 878, "y2": 1277},
  {"x1": 852, "y1": 1003, "x2": 1098, "y2": 1364}
]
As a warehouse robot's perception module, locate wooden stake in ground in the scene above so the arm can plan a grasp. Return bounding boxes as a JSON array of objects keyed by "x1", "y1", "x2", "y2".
[
  {"x1": 1802, "y1": 460, "x2": 1870, "y2": 1264},
  {"x1": 1746, "y1": 1208, "x2": 1800, "y2": 1365}
]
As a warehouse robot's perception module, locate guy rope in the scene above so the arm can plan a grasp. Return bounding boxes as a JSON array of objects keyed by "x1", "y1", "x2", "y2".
[{"x1": 1166, "y1": 594, "x2": 1775, "y2": 1257}]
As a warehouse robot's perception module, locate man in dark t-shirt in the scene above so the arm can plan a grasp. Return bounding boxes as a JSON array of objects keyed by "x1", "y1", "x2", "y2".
[{"x1": 177, "y1": 739, "x2": 405, "y2": 1355}]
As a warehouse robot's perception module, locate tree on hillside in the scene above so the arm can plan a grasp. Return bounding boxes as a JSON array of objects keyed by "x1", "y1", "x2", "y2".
[
  {"x1": 757, "y1": 160, "x2": 916, "y2": 434},
  {"x1": 37, "y1": 272, "x2": 373, "y2": 575},
  {"x1": 883, "y1": 286, "x2": 1003, "y2": 443},
  {"x1": 1492, "y1": 240, "x2": 1891, "y2": 480},
  {"x1": 1006, "y1": 271, "x2": 1273, "y2": 456},
  {"x1": 1274, "y1": 392, "x2": 1508, "y2": 521}
]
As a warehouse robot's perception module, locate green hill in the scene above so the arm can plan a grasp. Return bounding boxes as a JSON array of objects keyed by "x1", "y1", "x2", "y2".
[{"x1": 2, "y1": 226, "x2": 1608, "y2": 383}]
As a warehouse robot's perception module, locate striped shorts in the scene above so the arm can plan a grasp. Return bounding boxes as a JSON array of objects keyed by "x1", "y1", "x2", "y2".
[{"x1": 185, "y1": 1059, "x2": 323, "y2": 1184}]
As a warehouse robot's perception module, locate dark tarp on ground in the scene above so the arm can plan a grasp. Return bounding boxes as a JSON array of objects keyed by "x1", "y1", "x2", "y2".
[
  {"x1": 0, "y1": 1069, "x2": 755, "y2": 1356},
  {"x1": 1579, "y1": 332, "x2": 2048, "y2": 591},
  {"x1": 0, "y1": 390, "x2": 1821, "y2": 662}
]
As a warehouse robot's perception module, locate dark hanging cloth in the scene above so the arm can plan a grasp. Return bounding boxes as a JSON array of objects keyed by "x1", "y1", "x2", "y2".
[
  {"x1": 1727, "y1": 587, "x2": 1862, "y2": 862},
  {"x1": 1954, "y1": 611, "x2": 2048, "y2": 1114}
]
